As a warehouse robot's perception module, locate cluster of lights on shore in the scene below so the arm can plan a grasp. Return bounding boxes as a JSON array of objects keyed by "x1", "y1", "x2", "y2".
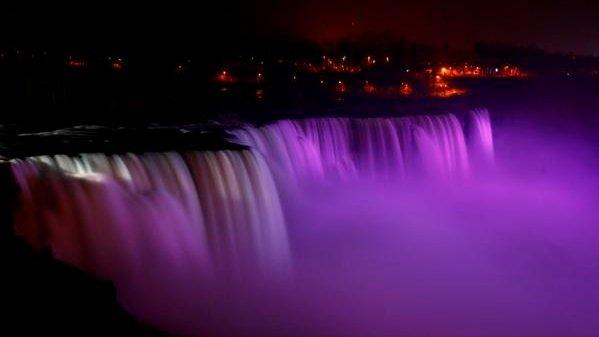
[
  {"x1": 211, "y1": 52, "x2": 531, "y2": 98},
  {"x1": 62, "y1": 52, "x2": 525, "y2": 99},
  {"x1": 439, "y1": 64, "x2": 526, "y2": 78},
  {"x1": 293, "y1": 54, "x2": 391, "y2": 74},
  {"x1": 67, "y1": 55, "x2": 125, "y2": 71},
  {"x1": 215, "y1": 57, "x2": 460, "y2": 98}
]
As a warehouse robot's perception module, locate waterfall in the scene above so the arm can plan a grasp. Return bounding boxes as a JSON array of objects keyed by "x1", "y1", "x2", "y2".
[
  {"x1": 467, "y1": 109, "x2": 495, "y2": 168},
  {"x1": 8, "y1": 109, "x2": 497, "y2": 335},
  {"x1": 11, "y1": 110, "x2": 493, "y2": 280},
  {"x1": 10, "y1": 150, "x2": 291, "y2": 281},
  {"x1": 232, "y1": 111, "x2": 490, "y2": 184}
]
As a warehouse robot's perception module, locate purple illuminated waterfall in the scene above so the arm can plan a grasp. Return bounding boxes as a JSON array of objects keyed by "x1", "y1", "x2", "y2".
[
  {"x1": 8, "y1": 109, "x2": 516, "y2": 337},
  {"x1": 232, "y1": 111, "x2": 489, "y2": 184},
  {"x1": 10, "y1": 111, "x2": 492, "y2": 279},
  {"x1": 467, "y1": 109, "x2": 495, "y2": 168}
]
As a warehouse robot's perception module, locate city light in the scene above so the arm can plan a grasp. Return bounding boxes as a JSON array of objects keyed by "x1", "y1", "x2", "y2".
[
  {"x1": 436, "y1": 64, "x2": 526, "y2": 78},
  {"x1": 66, "y1": 57, "x2": 86, "y2": 68},
  {"x1": 112, "y1": 58, "x2": 124, "y2": 71},
  {"x1": 295, "y1": 58, "x2": 361, "y2": 74},
  {"x1": 430, "y1": 75, "x2": 466, "y2": 97},
  {"x1": 216, "y1": 69, "x2": 235, "y2": 83}
]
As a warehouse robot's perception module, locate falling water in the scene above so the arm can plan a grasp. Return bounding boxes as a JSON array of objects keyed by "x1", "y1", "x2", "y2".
[
  {"x1": 232, "y1": 112, "x2": 485, "y2": 184},
  {"x1": 8, "y1": 109, "x2": 519, "y2": 336},
  {"x1": 10, "y1": 109, "x2": 493, "y2": 286},
  {"x1": 466, "y1": 108, "x2": 495, "y2": 168},
  {"x1": 10, "y1": 150, "x2": 290, "y2": 281}
]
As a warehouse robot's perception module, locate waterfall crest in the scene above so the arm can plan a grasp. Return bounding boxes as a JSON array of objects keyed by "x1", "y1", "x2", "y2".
[{"x1": 232, "y1": 111, "x2": 492, "y2": 184}]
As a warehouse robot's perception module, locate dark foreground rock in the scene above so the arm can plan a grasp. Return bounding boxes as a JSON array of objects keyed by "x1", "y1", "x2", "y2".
[{"x1": 0, "y1": 163, "x2": 166, "y2": 336}]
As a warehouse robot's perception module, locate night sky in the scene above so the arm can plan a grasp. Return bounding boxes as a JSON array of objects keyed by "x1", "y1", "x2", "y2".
[{"x1": 1, "y1": 1, "x2": 598, "y2": 54}]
